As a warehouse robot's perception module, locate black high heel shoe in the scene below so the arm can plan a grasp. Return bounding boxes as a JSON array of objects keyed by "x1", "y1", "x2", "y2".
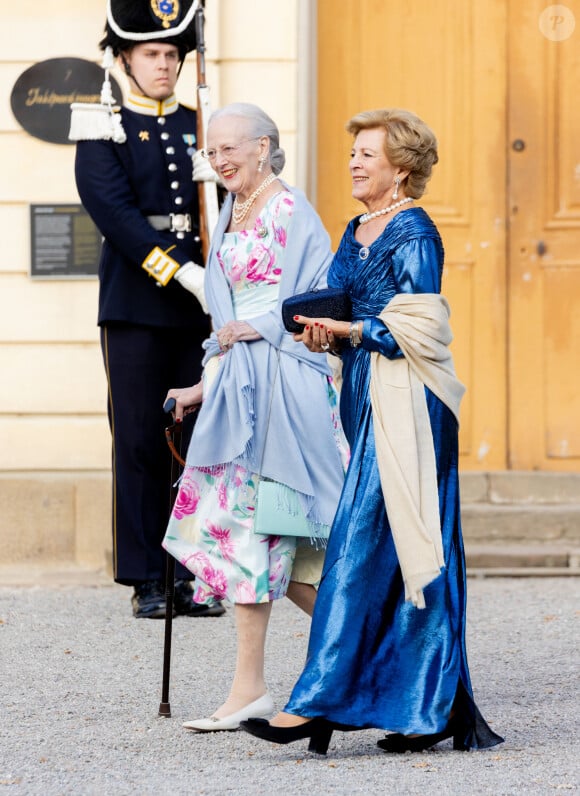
[
  {"x1": 377, "y1": 718, "x2": 467, "y2": 753},
  {"x1": 240, "y1": 717, "x2": 334, "y2": 755}
]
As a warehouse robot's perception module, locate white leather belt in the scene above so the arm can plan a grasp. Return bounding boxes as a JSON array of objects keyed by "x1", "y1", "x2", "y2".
[{"x1": 147, "y1": 213, "x2": 192, "y2": 233}]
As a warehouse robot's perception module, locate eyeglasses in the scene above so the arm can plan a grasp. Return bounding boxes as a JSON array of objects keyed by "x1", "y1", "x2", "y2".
[{"x1": 201, "y1": 138, "x2": 260, "y2": 162}]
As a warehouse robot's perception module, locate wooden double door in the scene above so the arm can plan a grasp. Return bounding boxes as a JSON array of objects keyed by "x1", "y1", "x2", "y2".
[{"x1": 317, "y1": 0, "x2": 580, "y2": 471}]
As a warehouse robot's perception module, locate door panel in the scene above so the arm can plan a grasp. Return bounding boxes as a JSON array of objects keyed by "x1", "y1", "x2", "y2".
[
  {"x1": 317, "y1": 0, "x2": 508, "y2": 468},
  {"x1": 508, "y1": 0, "x2": 580, "y2": 469}
]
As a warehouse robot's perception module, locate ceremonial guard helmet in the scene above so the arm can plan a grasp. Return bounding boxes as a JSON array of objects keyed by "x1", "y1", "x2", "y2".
[
  {"x1": 70, "y1": 0, "x2": 199, "y2": 143},
  {"x1": 100, "y1": 0, "x2": 199, "y2": 60}
]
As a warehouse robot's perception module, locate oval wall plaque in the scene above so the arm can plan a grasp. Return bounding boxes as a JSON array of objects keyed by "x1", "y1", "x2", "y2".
[{"x1": 10, "y1": 58, "x2": 123, "y2": 145}]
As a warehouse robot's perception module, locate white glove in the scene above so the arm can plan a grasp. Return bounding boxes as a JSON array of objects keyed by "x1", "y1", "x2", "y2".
[
  {"x1": 192, "y1": 149, "x2": 223, "y2": 185},
  {"x1": 174, "y1": 262, "x2": 209, "y2": 314}
]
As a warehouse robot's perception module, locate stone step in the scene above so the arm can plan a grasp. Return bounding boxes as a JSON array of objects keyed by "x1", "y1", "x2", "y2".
[
  {"x1": 1, "y1": 471, "x2": 579, "y2": 573},
  {"x1": 461, "y1": 503, "x2": 580, "y2": 544},
  {"x1": 464, "y1": 542, "x2": 580, "y2": 571},
  {"x1": 0, "y1": 563, "x2": 111, "y2": 587},
  {"x1": 460, "y1": 471, "x2": 580, "y2": 504},
  {"x1": 1, "y1": 549, "x2": 577, "y2": 587}
]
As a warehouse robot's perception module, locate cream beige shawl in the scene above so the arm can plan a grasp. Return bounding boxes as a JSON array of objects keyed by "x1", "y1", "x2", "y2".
[{"x1": 369, "y1": 293, "x2": 465, "y2": 608}]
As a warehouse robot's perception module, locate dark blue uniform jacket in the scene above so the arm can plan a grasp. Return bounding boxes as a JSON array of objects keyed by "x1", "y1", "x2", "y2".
[{"x1": 75, "y1": 101, "x2": 207, "y2": 331}]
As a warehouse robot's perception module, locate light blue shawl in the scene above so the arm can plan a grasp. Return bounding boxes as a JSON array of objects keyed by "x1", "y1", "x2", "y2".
[{"x1": 185, "y1": 186, "x2": 345, "y2": 529}]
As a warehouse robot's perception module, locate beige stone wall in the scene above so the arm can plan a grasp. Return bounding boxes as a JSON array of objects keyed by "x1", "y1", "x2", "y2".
[{"x1": 0, "y1": 0, "x2": 306, "y2": 567}]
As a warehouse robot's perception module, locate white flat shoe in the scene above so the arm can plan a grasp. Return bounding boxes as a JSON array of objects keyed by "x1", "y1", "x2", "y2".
[{"x1": 182, "y1": 692, "x2": 274, "y2": 732}]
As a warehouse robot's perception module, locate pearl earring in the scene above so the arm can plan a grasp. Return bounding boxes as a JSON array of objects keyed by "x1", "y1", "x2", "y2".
[
  {"x1": 258, "y1": 157, "x2": 266, "y2": 173},
  {"x1": 393, "y1": 177, "x2": 400, "y2": 200}
]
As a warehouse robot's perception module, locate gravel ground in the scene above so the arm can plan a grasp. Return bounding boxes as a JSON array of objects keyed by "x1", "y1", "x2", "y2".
[{"x1": 0, "y1": 577, "x2": 578, "y2": 795}]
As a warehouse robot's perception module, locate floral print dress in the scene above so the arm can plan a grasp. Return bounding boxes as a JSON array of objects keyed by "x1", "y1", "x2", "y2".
[{"x1": 162, "y1": 191, "x2": 348, "y2": 605}]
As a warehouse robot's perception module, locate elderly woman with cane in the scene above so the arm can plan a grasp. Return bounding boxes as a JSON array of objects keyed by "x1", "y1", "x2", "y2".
[
  {"x1": 240, "y1": 108, "x2": 504, "y2": 755},
  {"x1": 162, "y1": 103, "x2": 348, "y2": 731}
]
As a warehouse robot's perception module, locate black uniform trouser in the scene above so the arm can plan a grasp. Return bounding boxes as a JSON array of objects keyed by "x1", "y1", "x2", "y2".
[{"x1": 101, "y1": 322, "x2": 209, "y2": 586}]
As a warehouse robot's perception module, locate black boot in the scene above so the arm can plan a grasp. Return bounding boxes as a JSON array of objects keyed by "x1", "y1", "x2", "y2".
[
  {"x1": 173, "y1": 579, "x2": 225, "y2": 617},
  {"x1": 131, "y1": 580, "x2": 167, "y2": 619}
]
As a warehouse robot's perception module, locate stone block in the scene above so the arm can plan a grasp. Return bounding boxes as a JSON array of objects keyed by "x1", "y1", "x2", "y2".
[
  {"x1": 0, "y1": 205, "x2": 28, "y2": 270},
  {"x1": 0, "y1": 134, "x2": 77, "y2": 203},
  {"x1": 3, "y1": 3, "x2": 103, "y2": 61},
  {"x1": 74, "y1": 475, "x2": 112, "y2": 570},
  {"x1": 219, "y1": 0, "x2": 297, "y2": 59},
  {"x1": 0, "y1": 476, "x2": 75, "y2": 563},
  {"x1": 0, "y1": 275, "x2": 99, "y2": 343},
  {"x1": 465, "y1": 543, "x2": 572, "y2": 569},
  {"x1": 0, "y1": 344, "x2": 106, "y2": 414},
  {"x1": 220, "y1": 62, "x2": 297, "y2": 133},
  {"x1": 459, "y1": 472, "x2": 489, "y2": 503},
  {"x1": 488, "y1": 471, "x2": 580, "y2": 504},
  {"x1": 462, "y1": 504, "x2": 580, "y2": 542},
  {"x1": 0, "y1": 417, "x2": 110, "y2": 470},
  {"x1": 0, "y1": 563, "x2": 111, "y2": 587}
]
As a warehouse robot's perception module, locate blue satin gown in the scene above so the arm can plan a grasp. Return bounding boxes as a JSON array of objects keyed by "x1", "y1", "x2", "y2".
[{"x1": 285, "y1": 208, "x2": 502, "y2": 749}]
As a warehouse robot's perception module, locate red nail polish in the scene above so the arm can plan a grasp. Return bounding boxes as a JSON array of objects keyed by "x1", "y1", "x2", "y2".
[
  {"x1": 305, "y1": 325, "x2": 310, "y2": 331},
  {"x1": 293, "y1": 315, "x2": 299, "y2": 320}
]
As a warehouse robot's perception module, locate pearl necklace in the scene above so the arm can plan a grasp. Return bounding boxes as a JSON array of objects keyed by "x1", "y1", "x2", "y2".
[
  {"x1": 359, "y1": 196, "x2": 413, "y2": 225},
  {"x1": 232, "y1": 172, "x2": 277, "y2": 225}
]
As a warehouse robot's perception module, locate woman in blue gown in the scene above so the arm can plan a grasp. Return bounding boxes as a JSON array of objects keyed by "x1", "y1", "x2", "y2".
[{"x1": 240, "y1": 109, "x2": 503, "y2": 755}]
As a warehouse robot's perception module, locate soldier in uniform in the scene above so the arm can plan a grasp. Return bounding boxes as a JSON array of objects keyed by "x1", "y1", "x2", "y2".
[{"x1": 72, "y1": 0, "x2": 225, "y2": 619}]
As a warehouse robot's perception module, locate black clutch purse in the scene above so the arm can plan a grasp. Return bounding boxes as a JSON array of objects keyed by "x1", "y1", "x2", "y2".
[{"x1": 282, "y1": 288, "x2": 351, "y2": 333}]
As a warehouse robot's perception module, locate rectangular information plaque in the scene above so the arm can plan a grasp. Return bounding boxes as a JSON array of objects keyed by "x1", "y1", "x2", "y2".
[{"x1": 30, "y1": 204, "x2": 101, "y2": 278}]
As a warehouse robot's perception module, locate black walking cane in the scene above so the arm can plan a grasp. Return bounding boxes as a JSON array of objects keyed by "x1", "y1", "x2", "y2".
[
  {"x1": 158, "y1": 1, "x2": 217, "y2": 718},
  {"x1": 158, "y1": 397, "x2": 187, "y2": 718}
]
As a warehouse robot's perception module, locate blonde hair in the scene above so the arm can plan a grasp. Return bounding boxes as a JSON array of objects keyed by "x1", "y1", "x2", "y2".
[{"x1": 346, "y1": 109, "x2": 438, "y2": 199}]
